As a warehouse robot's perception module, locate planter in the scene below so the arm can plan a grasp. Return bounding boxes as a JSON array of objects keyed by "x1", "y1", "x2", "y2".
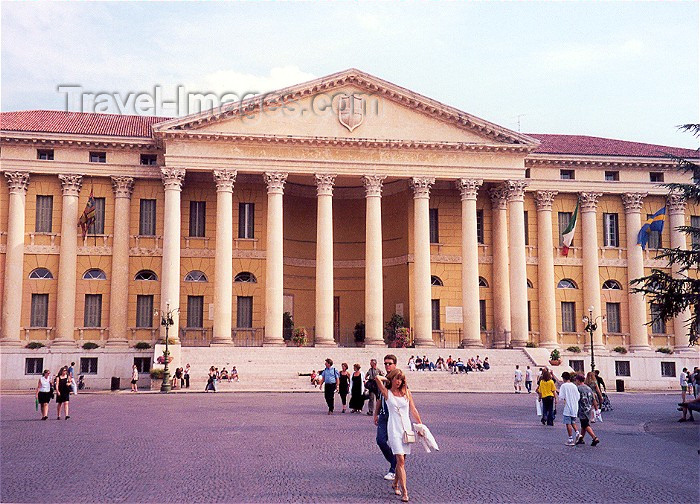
[{"x1": 549, "y1": 359, "x2": 562, "y2": 366}]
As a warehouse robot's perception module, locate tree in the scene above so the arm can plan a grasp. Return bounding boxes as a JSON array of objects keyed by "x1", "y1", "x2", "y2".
[{"x1": 631, "y1": 124, "x2": 700, "y2": 347}]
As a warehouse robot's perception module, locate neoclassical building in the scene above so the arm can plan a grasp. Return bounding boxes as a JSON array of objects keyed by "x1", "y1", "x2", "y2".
[{"x1": 1, "y1": 69, "x2": 698, "y2": 359}]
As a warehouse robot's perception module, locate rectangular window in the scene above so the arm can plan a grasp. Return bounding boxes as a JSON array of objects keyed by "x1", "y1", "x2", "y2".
[
  {"x1": 35, "y1": 195, "x2": 53, "y2": 233},
  {"x1": 139, "y1": 199, "x2": 156, "y2": 236},
  {"x1": 476, "y1": 210, "x2": 484, "y2": 244},
  {"x1": 569, "y1": 360, "x2": 584, "y2": 373},
  {"x1": 136, "y1": 295, "x2": 154, "y2": 328},
  {"x1": 650, "y1": 303, "x2": 666, "y2": 334},
  {"x1": 189, "y1": 201, "x2": 206, "y2": 237},
  {"x1": 87, "y1": 197, "x2": 106, "y2": 235},
  {"x1": 431, "y1": 299, "x2": 440, "y2": 330},
  {"x1": 524, "y1": 211, "x2": 529, "y2": 246},
  {"x1": 236, "y1": 296, "x2": 253, "y2": 328},
  {"x1": 558, "y1": 212, "x2": 572, "y2": 247},
  {"x1": 560, "y1": 169, "x2": 575, "y2": 180},
  {"x1": 84, "y1": 294, "x2": 102, "y2": 327},
  {"x1": 429, "y1": 209, "x2": 439, "y2": 244},
  {"x1": 527, "y1": 300, "x2": 532, "y2": 332},
  {"x1": 37, "y1": 149, "x2": 54, "y2": 160},
  {"x1": 561, "y1": 301, "x2": 576, "y2": 332},
  {"x1": 238, "y1": 203, "x2": 254, "y2": 239},
  {"x1": 650, "y1": 172, "x2": 664, "y2": 183},
  {"x1": 140, "y1": 154, "x2": 157, "y2": 165},
  {"x1": 187, "y1": 296, "x2": 204, "y2": 328},
  {"x1": 524, "y1": 168, "x2": 531, "y2": 179},
  {"x1": 603, "y1": 213, "x2": 619, "y2": 247},
  {"x1": 25, "y1": 357, "x2": 43, "y2": 375},
  {"x1": 80, "y1": 357, "x2": 98, "y2": 375},
  {"x1": 604, "y1": 171, "x2": 619, "y2": 181},
  {"x1": 479, "y1": 300, "x2": 486, "y2": 330},
  {"x1": 30, "y1": 294, "x2": 49, "y2": 327},
  {"x1": 646, "y1": 213, "x2": 662, "y2": 249},
  {"x1": 89, "y1": 151, "x2": 106, "y2": 163},
  {"x1": 606, "y1": 302, "x2": 621, "y2": 333},
  {"x1": 691, "y1": 216, "x2": 700, "y2": 248},
  {"x1": 615, "y1": 360, "x2": 631, "y2": 377},
  {"x1": 661, "y1": 362, "x2": 676, "y2": 377},
  {"x1": 134, "y1": 357, "x2": 151, "y2": 374}
]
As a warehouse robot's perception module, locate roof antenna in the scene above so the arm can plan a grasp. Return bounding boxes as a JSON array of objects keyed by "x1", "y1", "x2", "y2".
[{"x1": 515, "y1": 114, "x2": 526, "y2": 132}]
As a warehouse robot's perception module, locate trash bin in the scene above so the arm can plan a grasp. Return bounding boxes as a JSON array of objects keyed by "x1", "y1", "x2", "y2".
[
  {"x1": 615, "y1": 379, "x2": 625, "y2": 392},
  {"x1": 110, "y1": 377, "x2": 120, "y2": 391}
]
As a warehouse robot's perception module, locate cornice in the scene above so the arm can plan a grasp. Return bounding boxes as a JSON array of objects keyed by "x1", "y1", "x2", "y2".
[
  {"x1": 526, "y1": 154, "x2": 679, "y2": 169},
  {"x1": 0, "y1": 131, "x2": 158, "y2": 150}
]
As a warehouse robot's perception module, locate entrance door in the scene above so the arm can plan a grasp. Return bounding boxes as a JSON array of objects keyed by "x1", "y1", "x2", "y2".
[{"x1": 334, "y1": 296, "x2": 340, "y2": 344}]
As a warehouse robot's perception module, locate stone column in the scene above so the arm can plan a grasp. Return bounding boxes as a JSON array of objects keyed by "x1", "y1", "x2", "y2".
[
  {"x1": 212, "y1": 170, "x2": 236, "y2": 345},
  {"x1": 580, "y1": 192, "x2": 604, "y2": 350},
  {"x1": 314, "y1": 174, "x2": 337, "y2": 347},
  {"x1": 263, "y1": 172, "x2": 287, "y2": 346},
  {"x1": 456, "y1": 178, "x2": 483, "y2": 348},
  {"x1": 667, "y1": 193, "x2": 695, "y2": 353},
  {"x1": 362, "y1": 175, "x2": 386, "y2": 346},
  {"x1": 54, "y1": 174, "x2": 83, "y2": 346},
  {"x1": 507, "y1": 180, "x2": 529, "y2": 348},
  {"x1": 0, "y1": 172, "x2": 30, "y2": 345},
  {"x1": 535, "y1": 191, "x2": 559, "y2": 348},
  {"x1": 411, "y1": 177, "x2": 436, "y2": 347},
  {"x1": 160, "y1": 168, "x2": 185, "y2": 342},
  {"x1": 489, "y1": 186, "x2": 511, "y2": 348},
  {"x1": 622, "y1": 193, "x2": 649, "y2": 351},
  {"x1": 106, "y1": 176, "x2": 134, "y2": 347}
]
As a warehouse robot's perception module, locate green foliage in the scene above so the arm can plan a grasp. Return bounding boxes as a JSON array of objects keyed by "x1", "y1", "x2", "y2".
[
  {"x1": 150, "y1": 368, "x2": 164, "y2": 379},
  {"x1": 292, "y1": 327, "x2": 308, "y2": 346},
  {"x1": 631, "y1": 124, "x2": 700, "y2": 347},
  {"x1": 384, "y1": 313, "x2": 407, "y2": 341},
  {"x1": 353, "y1": 321, "x2": 365, "y2": 342},
  {"x1": 655, "y1": 346, "x2": 674, "y2": 354},
  {"x1": 566, "y1": 346, "x2": 581, "y2": 353},
  {"x1": 82, "y1": 342, "x2": 99, "y2": 350},
  {"x1": 525, "y1": 342, "x2": 538, "y2": 348},
  {"x1": 394, "y1": 327, "x2": 411, "y2": 348},
  {"x1": 613, "y1": 346, "x2": 628, "y2": 354},
  {"x1": 549, "y1": 348, "x2": 561, "y2": 361},
  {"x1": 25, "y1": 341, "x2": 45, "y2": 349},
  {"x1": 134, "y1": 341, "x2": 152, "y2": 350}
]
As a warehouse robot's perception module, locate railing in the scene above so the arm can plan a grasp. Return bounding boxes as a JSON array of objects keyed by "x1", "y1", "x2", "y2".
[
  {"x1": 478, "y1": 244, "x2": 490, "y2": 256},
  {"x1": 599, "y1": 246, "x2": 626, "y2": 261},
  {"x1": 129, "y1": 328, "x2": 159, "y2": 343},
  {"x1": 75, "y1": 327, "x2": 109, "y2": 341},
  {"x1": 183, "y1": 237, "x2": 212, "y2": 249},
  {"x1": 528, "y1": 331, "x2": 540, "y2": 345},
  {"x1": 81, "y1": 234, "x2": 111, "y2": 247},
  {"x1": 604, "y1": 333, "x2": 629, "y2": 347},
  {"x1": 649, "y1": 334, "x2": 673, "y2": 348},
  {"x1": 481, "y1": 330, "x2": 494, "y2": 348},
  {"x1": 180, "y1": 327, "x2": 211, "y2": 346},
  {"x1": 22, "y1": 327, "x2": 55, "y2": 341},
  {"x1": 558, "y1": 331, "x2": 582, "y2": 345},
  {"x1": 432, "y1": 329, "x2": 463, "y2": 348},
  {"x1": 130, "y1": 235, "x2": 162, "y2": 249},
  {"x1": 336, "y1": 328, "x2": 363, "y2": 348},
  {"x1": 554, "y1": 245, "x2": 581, "y2": 258},
  {"x1": 28, "y1": 232, "x2": 58, "y2": 246},
  {"x1": 232, "y1": 328, "x2": 264, "y2": 346}
]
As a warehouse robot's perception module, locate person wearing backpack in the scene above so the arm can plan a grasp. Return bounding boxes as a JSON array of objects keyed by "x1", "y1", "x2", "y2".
[{"x1": 574, "y1": 374, "x2": 600, "y2": 446}]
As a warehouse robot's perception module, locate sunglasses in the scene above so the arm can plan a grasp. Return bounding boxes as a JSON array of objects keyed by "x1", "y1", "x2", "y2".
[{"x1": 384, "y1": 362, "x2": 394, "y2": 366}]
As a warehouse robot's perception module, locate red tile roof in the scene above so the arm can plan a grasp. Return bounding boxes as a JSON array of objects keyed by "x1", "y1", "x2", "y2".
[{"x1": 528, "y1": 133, "x2": 698, "y2": 159}]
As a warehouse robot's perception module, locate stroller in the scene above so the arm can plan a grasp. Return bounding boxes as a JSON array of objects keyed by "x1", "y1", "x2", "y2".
[{"x1": 600, "y1": 392, "x2": 613, "y2": 412}]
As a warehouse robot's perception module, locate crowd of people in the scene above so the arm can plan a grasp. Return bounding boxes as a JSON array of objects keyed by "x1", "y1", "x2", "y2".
[
  {"x1": 405, "y1": 354, "x2": 490, "y2": 373},
  {"x1": 678, "y1": 366, "x2": 700, "y2": 422},
  {"x1": 204, "y1": 365, "x2": 238, "y2": 392},
  {"x1": 34, "y1": 361, "x2": 81, "y2": 420}
]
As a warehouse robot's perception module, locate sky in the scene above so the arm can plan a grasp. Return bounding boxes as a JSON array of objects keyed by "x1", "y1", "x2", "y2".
[{"x1": 1, "y1": 1, "x2": 698, "y2": 148}]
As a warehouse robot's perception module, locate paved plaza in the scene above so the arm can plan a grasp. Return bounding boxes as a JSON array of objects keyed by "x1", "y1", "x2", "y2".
[{"x1": 1, "y1": 391, "x2": 698, "y2": 503}]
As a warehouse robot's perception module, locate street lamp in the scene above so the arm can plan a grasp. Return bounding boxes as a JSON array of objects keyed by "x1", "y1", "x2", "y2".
[
  {"x1": 582, "y1": 306, "x2": 605, "y2": 373},
  {"x1": 155, "y1": 302, "x2": 179, "y2": 393}
]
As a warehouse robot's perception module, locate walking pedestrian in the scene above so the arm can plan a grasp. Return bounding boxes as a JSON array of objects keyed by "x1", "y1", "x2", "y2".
[
  {"x1": 184, "y1": 363, "x2": 191, "y2": 388},
  {"x1": 68, "y1": 361, "x2": 78, "y2": 395},
  {"x1": 574, "y1": 374, "x2": 600, "y2": 446},
  {"x1": 585, "y1": 371, "x2": 604, "y2": 422},
  {"x1": 559, "y1": 372, "x2": 581, "y2": 446},
  {"x1": 131, "y1": 364, "x2": 139, "y2": 392},
  {"x1": 375, "y1": 354, "x2": 398, "y2": 482},
  {"x1": 35, "y1": 370, "x2": 53, "y2": 420},
  {"x1": 680, "y1": 367, "x2": 689, "y2": 404},
  {"x1": 536, "y1": 369, "x2": 557, "y2": 426},
  {"x1": 514, "y1": 365, "x2": 523, "y2": 393},
  {"x1": 338, "y1": 363, "x2": 350, "y2": 413},
  {"x1": 317, "y1": 358, "x2": 340, "y2": 415},
  {"x1": 349, "y1": 363, "x2": 365, "y2": 413},
  {"x1": 54, "y1": 366, "x2": 72, "y2": 420},
  {"x1": 365, "y1": 359, "x2": 382, "y2": 416},
  {"x1": 525, "y1": 366, "x2": 533, "y2": 393}
]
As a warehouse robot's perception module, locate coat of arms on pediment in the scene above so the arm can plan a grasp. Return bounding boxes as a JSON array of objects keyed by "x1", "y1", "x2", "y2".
[{"x1": 337, "y1": 93, "x2": 365, "y2": 132}]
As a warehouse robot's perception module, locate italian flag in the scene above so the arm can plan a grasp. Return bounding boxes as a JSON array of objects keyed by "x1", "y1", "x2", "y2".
[{"x1": 561, "y1": 201, "x2": 578, "y2": 257}]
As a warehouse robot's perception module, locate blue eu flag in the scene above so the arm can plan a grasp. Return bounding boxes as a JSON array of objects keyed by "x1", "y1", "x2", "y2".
[{"x1": 637, "y1": 207, "x2": 666, "y2": 250}]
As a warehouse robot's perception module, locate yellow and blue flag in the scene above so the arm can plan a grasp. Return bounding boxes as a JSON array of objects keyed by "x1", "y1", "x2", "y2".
[{"x1": 637, "y1": 207, "x2": 665, "y2": 250}]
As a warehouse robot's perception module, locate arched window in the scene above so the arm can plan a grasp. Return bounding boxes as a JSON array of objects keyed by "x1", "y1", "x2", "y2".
[
  {"x1": 234, "y1": 271, "x2": 257, "y2": 283},
  {"x1": 526, "y1": 279, "x2": 533, "y2": 288},
  {"x1": 602, "y1": 279, "x2": 622, "y2": 290},
  {"x1": 135, "y1": 270, "x2": 158, "y2": 281},
  {"x1": 83, "y1": 268, "x2": 106, "y2": 280},
  {"x1": 184, "y1": 270, "x2": 208, "y2": 282},
  {"x1": 557, "y1": 278, "x2": 578, "y2": 289},
  {"x1": 29, "y1": 268, "x2": 53, "y2": 279},
  {"x1": 478, "y1": 277, "x2": 489, "y2": 288},
  {"x1": 430, "y1": 275, "x2": 444, "y2": 287}
]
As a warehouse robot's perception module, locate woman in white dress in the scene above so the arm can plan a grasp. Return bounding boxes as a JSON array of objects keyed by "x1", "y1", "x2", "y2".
[{"x1": 376, "y1": 368, "x2": 422, "y2": 502}]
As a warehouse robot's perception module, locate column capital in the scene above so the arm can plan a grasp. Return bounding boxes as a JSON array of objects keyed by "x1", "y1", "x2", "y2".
[
  {"x1": 4, "y1": 171, "x2": 30, "y2": 195},
  {"x1": 455, "y1": 178, "x2": 482, "y2": 201},
  {"x1": 579, "y1": 192, "x2": 602, "y2": 212},
  {"x1": 58, "y1": 174, "x2": 83, "y2": 197},
  {"x1": 263, "y1": 172, "x2": 288, "y2": 194},
  {"x1": 534, "y1": 190, "x2": 558, "y2": 211},
  {"x1": 213, "y1": 169, "x2": 237, "y2": 192},
  {"x1": 505, "y1": 179, "x2": 528, "y2": 202},
  {"x1": 489, "y1": 186, "x2": 508, "y2": 210},
  {"x1": 111, "y1": 176, "x2": 134, "y2": 199},
  {"x1": 621, "y1": 193, "x2": 646, "y2": 213},
  {"x1": 410, "y1": 177, "x2": 435, "y2": 199},
  {"x1": 667, "y1": 192, "x2": 686, "y2": 215},
  {"x1": 361, "y1": 174, "x2": 386, "y2": 197},
  {"x1": 315, "y1": 173, "x2": 336, "y2": 196},
  {"x1": 161, "y1": 168, "x2": 185, "y2": 191}
]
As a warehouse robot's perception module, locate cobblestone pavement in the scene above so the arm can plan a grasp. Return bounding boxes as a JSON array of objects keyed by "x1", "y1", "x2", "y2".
[{"x1": 1, "y1": 391, "x2": 698, "y2": 503}]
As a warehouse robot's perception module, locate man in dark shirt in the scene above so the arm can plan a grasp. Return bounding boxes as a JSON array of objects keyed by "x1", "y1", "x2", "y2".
[
  {"x1": 317, "y1": 358, "x2": 339, "y2": 415},
  {"x1": 594, "y1": 370, "x2": 606, "y2": 392}
]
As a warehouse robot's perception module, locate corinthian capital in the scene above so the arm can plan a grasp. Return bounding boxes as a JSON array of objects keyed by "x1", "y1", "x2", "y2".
[
  {"x1": 111, "y1": 176, "x2": 134, "y2": 199},
  {"x1": 410, "y1": 177, "x2": 435, "y2": 199},
  {"x1": 455, "y1": 178, "x2": 482, "y2": 201},
  {"x1": 667, "y1": 191, "x2": 686, "y2": 214},
  {"x1": 534, "y1": 190, "x2": 558, "y2": 211},
  {"x1": 213, "y1": 169, "x2": 237, "y2": 192},
  {"x1": 361, "y1": 174, "x2": 386, "y2": 197},
  {"x1": 315, "y1": 174, "x2": 336, "y2": 197},
  {"x1": 621, "y1": 193, "x2": 646, "y2": 213},
  {"x1": 161, "y1": 168, "x2": 185, "y2": 191},
  {"x1": 263, "y1": 172, "x2": 288, "y2": 194},
  {"x1": 579, "y1": 192, "x2": 602, "y2": 211},
  {"x1": 58, "y1": 174, "x2": 83, "y2": 197},
  {"x1": 489, "y1": 185, "x2": 509, "y2": 210},
  {"x1": 505, "y1": 180, "x2": 528, "y2": 203},
  {"x1": 4, "y1": 171, "x2": 30, "y2": 195}
]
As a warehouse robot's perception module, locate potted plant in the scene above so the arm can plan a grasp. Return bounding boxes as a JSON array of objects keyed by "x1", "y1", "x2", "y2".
[
  {"x1": 526, "y1": 341, "x2": 538, "y2": 348},
  {"x1": 549, "y1": 348, "x2": 561, "y2": 366},
  {"x1": 384, "y1": 313, "x2": 406, "y2": 345},
  {"x1": 656, "y1": 346, "x2": 673, "y2": 354},
  {"x1": 283, "y1": 312, "x2": 294, "y2": 342},
  {"x1": 25, "y1": 341, "x2": 45, "y2": 349},
  {"x1": 393, "y1": 327, "x2": 411, "y2": 348},
  {"x1": 613, "y1": 346, "x2": 628, "y2": 354},
  {"x1": 134, "y1": 341, "x2": 152, "y2": 350},
  {"x1": 353, "y1": 321, "x2": 365, "y2": 347},
  {"x1": 566, "y1": 345, "x2": 581, "y2": 353},
  {"x1": 292, "y1": 327, "x2": 308, "y2": 347}
]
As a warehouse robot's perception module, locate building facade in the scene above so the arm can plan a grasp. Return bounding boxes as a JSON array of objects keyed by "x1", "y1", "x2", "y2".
[{"x1": 1, "y1": 69, "x2": 698, "y2": 361}]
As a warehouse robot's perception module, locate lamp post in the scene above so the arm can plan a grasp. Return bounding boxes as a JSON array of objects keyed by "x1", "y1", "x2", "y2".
[
  {"x1": 156, "y1": 302, "x2": 178, "y2": 393},
  {"x1": 582, "y1": 306, "x2": 605, "y2": 373}
]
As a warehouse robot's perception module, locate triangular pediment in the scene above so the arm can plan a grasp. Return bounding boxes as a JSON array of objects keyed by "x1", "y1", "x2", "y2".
[{"x1": 153, "y1": 69, "x2": 538, "y2": 149}]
